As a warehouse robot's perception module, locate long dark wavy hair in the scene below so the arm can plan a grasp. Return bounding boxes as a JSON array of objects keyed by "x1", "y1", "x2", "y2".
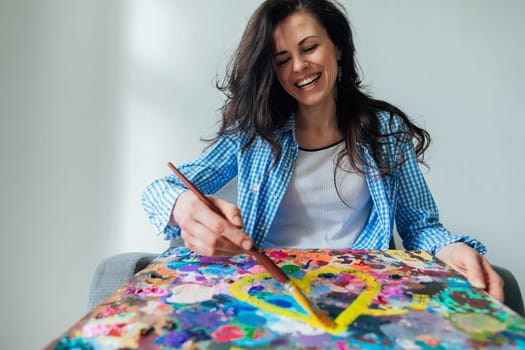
[{"x1": 215, "y1": 0, "x2": 430, "y2": 176}]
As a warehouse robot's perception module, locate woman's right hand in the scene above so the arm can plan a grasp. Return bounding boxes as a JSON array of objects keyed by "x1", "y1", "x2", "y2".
[{"x1": 171, "y1": 191, "x2": 253, "y2": 257}]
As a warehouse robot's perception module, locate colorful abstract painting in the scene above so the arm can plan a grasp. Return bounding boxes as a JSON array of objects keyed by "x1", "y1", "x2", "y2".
[{"x1": 48, "y1": 248, "x2": 525, "y2": 349}]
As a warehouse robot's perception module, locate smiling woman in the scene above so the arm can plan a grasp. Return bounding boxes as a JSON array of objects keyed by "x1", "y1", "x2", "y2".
[{"x1": 140, "y1": 0, "x2": 507, "y2": 303}]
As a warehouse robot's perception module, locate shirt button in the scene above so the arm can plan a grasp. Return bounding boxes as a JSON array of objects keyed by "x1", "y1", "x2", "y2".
[{"x1": 251, "y1": 184, "x2": 260, "y2": 192}]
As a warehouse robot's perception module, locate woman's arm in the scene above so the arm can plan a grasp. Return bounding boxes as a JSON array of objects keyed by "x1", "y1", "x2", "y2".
[
  {"x1": 389, "y1": 114, "x2": 502, "y2": 300},
  {"x1": 141, "y1": 135, "x2": 241, "y2": 240},
  {"x1": 386, "y1": 115, "x2": 484, "y2": 254}
]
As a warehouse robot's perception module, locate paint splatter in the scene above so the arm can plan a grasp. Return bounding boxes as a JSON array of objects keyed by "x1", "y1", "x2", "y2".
[
  {"x1": 125, "y1": 286, "x2": 168, "y2": 297},
  {"x1": 211, "y1": 325, "x2": 244, "y2": 342},
  {"x1": 269, "y1": 250, "x2": 289, "y2": 259},
  {"x1": 166, "y1": 284, "x2": 215, "y2": 304}
]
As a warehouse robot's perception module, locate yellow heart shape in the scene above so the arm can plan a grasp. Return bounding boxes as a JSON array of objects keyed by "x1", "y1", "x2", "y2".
[{"x1": 230, "y1": 266, "x2": 406, "y2": 335}]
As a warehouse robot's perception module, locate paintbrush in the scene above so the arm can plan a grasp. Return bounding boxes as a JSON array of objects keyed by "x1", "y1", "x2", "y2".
[{"x1": 167, "y1": 162, "x2": 335, "y2": 329}]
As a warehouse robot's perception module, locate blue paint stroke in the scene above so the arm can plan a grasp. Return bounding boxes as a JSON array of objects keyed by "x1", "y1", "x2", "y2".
[
  {"x1": 228, "y1": 300, "x2": 258, "y2": 313},
  {"x1": 167, "y1": 261, "x2": 199, "y2": 271},
  {"x1": 53, "y1": 335, "x2": 94, "y2": 350},
  {"x1": 236, "y1": 259, "x2": 256, "y2": 270},
  {"x1": 445, "y1": 276, "x2": 471, "y2": 288},
  {"x1": 311, "y1": 284, "x2": 331, "y2": 294},
  {"x1": 266, "y1": 298, "x2": 293, "y2": 308},
  {"x1": 248, "y1": 285, "x2": 265, "y2": 294},
  {"x1": 200, "y1": 264, "x2": 237, "y2": 276},
  {"x1": 237, "y1": 311, "x2": 267, "y2": 328},
  {"x1": 318, "y1": 272, "x2": 336, "y2": 279},
  {"x1": 165, "y1": 246, "x2": 192, "y2": 258},
  {"x1": 155, "y1": 331, "x2": 190, "y2": 348},
  {"x1": 178, "y1": 309, "x2": 224, "y2": 329},
  {"x1": 302, "y1": 259, "x2": 312, "y2": 269}
]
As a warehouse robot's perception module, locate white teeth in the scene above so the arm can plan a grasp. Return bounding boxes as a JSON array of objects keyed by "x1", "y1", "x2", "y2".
[{"x1": 296, "y1": 73, "x2": 321, "y2": 88}]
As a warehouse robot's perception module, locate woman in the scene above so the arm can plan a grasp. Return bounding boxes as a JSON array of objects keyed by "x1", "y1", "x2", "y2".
[{"x1": 142, "y1": 0, "x2": 503, "y2": 301}]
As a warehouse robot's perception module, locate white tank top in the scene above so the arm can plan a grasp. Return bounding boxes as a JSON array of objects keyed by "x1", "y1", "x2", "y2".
[{"x1": 265, "y1": 141, "x2": 372, "y2": 249}]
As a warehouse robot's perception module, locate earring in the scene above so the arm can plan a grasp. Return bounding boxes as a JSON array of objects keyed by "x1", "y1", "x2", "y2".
[{"x1": 337, "y1": 61, "x2": 342, "y2": 83}]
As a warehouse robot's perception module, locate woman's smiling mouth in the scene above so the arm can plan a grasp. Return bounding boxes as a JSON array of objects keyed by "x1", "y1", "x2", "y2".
[{"x1": 295, "y1": 73, "x2": 322, "y2": 88}]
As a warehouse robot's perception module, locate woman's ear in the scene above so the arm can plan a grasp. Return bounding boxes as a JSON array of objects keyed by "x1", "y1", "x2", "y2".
[{"x1": 336, "y1": 47, "x2": 342, "y2": 60}]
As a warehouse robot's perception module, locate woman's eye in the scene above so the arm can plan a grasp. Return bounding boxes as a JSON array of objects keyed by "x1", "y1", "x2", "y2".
[
  {"x1": 275, "y1": 58, "x2": 290, "y2": 66},
  {"x1": 304, "y1": 44, "x2": 318, "y2": 52}
]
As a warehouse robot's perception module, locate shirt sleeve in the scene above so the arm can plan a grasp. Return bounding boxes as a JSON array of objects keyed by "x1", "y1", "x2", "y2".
[
  {"x1": 387, "y1": 116, "x2": 486, "y2": 255},
  {"x1": 141, "y1": 135, "x2": 239, "y2": 240}
]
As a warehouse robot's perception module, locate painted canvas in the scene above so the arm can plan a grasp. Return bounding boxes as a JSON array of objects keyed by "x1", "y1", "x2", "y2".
[{"x1": 48, "y1": 248, "x2": 525, "y2": 349}]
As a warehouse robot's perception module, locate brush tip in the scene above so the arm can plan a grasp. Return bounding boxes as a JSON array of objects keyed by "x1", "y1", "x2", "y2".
[
  {"x1": 315, "y1": 311, "x2": 337, "y2": 329},
  {"x1": 287, "y1": 283, "x2": 336, "y2": 329}
]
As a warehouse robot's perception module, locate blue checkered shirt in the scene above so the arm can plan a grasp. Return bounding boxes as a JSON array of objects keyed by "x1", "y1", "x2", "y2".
[{"x1": 141, "y1": 111, "x2": 485, "y2": 255}]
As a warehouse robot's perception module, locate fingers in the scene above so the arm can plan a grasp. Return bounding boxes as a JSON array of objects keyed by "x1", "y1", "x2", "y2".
[
  {"x1": 210, "y1": 196, "x2": 244, "y2": 228},
  {"x1": 435, "y1": 242, "x2": 466, "y2": 273},
  {"x1": 461, "y1": 252, "x2": 487, "y2": 290},
  {"x1": 192, "y1": 197, "x2": 253, "y2": 251},
  {"x1": 481, "y1": 257, "x2": 504, "y2": 302},
  {"x1": 457, "y1": 249, "x2": 504, "y2": 302},
  {"x1": 181, "y1": 222, "x2": 243, "y2": 257},
  {"x1": 436, "y1": 243, "x2": 505, "y2": 303},
  {"x1": 173, "y1": 191, "x2": 253, "y2": 256}
]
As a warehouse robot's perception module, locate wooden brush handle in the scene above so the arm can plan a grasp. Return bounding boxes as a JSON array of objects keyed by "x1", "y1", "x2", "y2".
[
  {"x1": 167, "y1": 162, "x2": 289, "y2": 284},
  {"x1": 167, "y1": 162, "x2": 222, "y2": 216},
  {"x1": 248, "y1": 247, "x2": 289, "y2": 284}
]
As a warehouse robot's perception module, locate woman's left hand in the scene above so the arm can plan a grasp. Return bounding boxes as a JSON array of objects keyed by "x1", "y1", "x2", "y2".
[{"x1": 435, "y1": 242, "x2": 504, "y2": 302}]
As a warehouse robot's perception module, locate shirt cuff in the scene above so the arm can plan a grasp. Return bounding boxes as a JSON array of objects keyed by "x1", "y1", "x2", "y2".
[{"x1": 431, "y1": 235, "x2": 487, "y2": 256}]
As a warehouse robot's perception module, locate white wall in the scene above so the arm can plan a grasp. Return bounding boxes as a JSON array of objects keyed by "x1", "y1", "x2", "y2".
[
  {"x1": 0, "y1": 1, "x2": 125, "y2": 348},
  {"x1": 0, "y1": 1, "x2": 523, "y2": 348},
  {"x1": 349, "y1": 0, "x2": 525, "y2": 292}
]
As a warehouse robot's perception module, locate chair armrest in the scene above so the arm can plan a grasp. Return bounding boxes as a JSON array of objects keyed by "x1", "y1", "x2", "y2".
[
  {"x1": 87, "y1": 252, "x2": 158, "y2": 311},
  {"x1": 492, "y1": 265, "x2": 524, "y2": 316}
]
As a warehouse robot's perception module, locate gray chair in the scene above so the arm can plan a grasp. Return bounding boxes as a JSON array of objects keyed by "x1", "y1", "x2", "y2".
[
  {"x1": 492, "y1": 265, "x2": 524, "y2": 316},
  {"x1": 87, "y1": 252, "x2": 158, "y2": 310}
]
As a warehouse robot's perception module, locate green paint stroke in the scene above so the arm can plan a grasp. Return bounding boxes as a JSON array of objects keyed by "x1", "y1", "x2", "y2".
[
  {"x1": 281, "y1": 264, "x2": 300, "y2": 274},
  {"x1": 450, "y1": 312, "x2": 509, "y2": 343}
]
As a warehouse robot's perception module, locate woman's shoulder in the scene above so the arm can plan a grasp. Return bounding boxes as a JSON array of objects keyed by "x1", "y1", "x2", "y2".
[
  {"x1": 218, "y1": 126, "x2": 275, "y2": 151},
  {"x1": 375, "y1": 110, "x2": 408, "y2": 134},
  {"x1": 219, "y1": 125, "x2": 251, "y2": 144}
]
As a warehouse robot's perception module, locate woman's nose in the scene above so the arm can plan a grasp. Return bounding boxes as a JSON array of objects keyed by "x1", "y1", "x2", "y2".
[{"x1": 292, "y1": 56, "x2": 308, "y2": 73}]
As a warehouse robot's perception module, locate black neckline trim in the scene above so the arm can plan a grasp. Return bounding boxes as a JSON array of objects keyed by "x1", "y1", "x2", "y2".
[{"x1": 299, "y1": 139, "x2": 344, "y2": 152}]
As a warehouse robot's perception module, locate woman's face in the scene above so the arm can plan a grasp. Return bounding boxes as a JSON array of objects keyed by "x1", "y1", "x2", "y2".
[{"x1": 272, "y1": 11, "x2": 341, "y2": 111}]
